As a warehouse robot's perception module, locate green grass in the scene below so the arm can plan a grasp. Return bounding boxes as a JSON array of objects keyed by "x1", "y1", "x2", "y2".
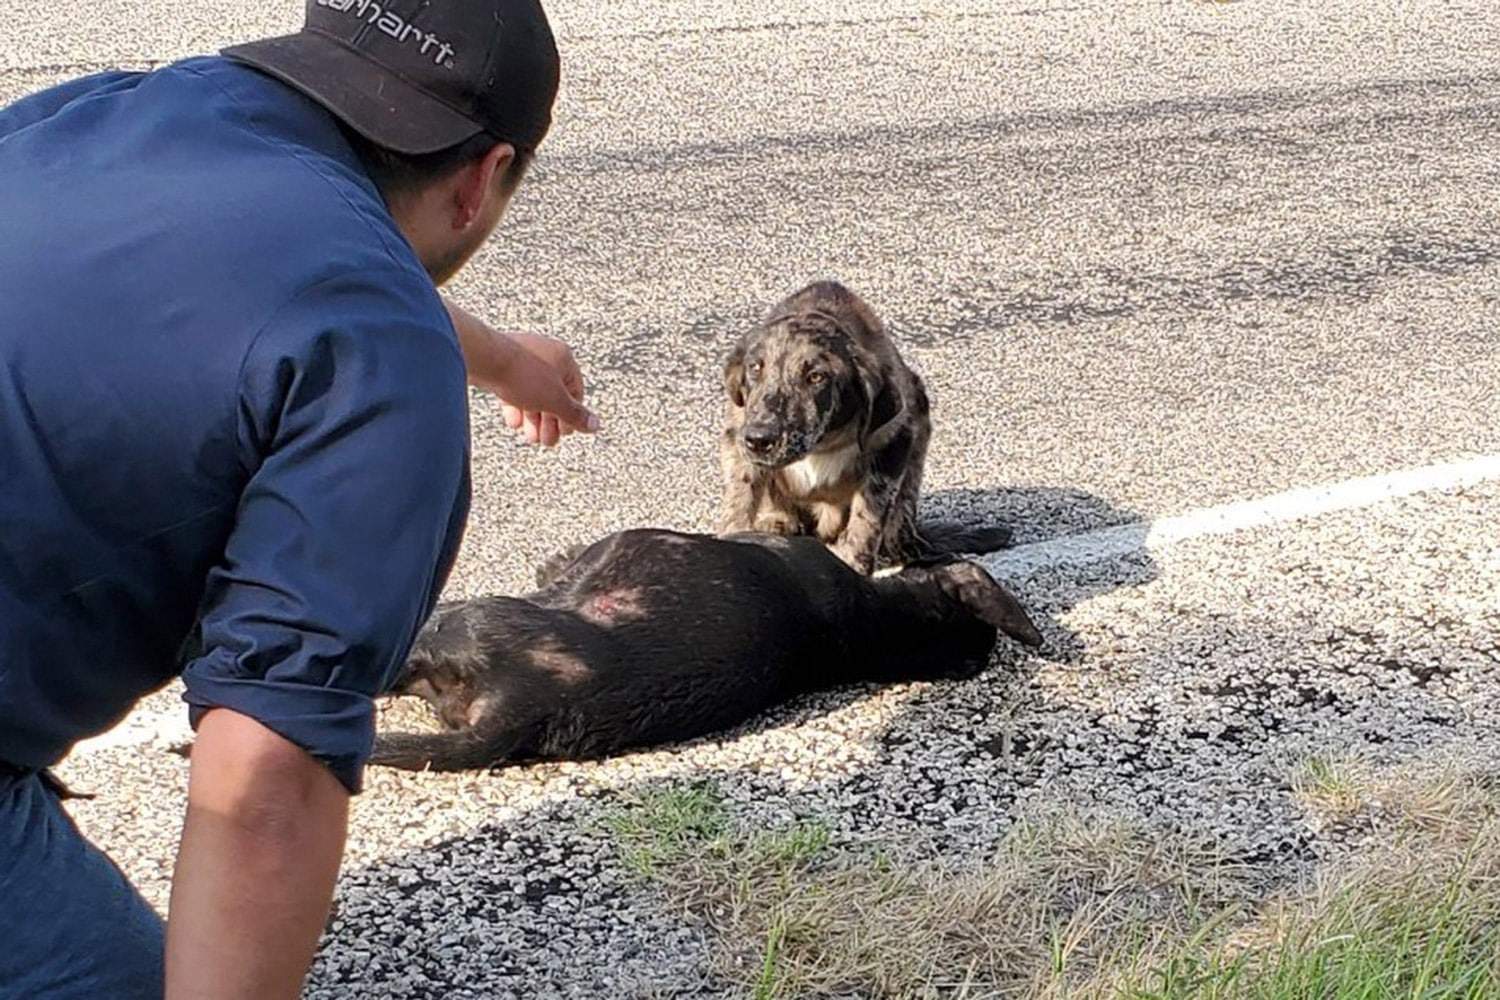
[
  {"x1": 746, "y1": 818, "x2": 831, "y2": 867},
  {"x1": 1120, "y1": 760, "x2": 1500, "y2": 1000},
  {"x1": 753, "y1": 919, "x2": 787, "y2": 1000},
  {"x1": 601, "y1": 781, "x2": 833, "y2": 999},
  {"x1": 1291, "y1": 755, "x2": 1367, "y2": 819},
  {"x1": 1125, "y1": 830, "x2": 1500, "y2": 1000},
  {"x1": 599, "y1": 781, "x2": 732, "y2": 877},
  {"x1": 602, "y1": 764, "x2": 1500, "y2": 1000}
]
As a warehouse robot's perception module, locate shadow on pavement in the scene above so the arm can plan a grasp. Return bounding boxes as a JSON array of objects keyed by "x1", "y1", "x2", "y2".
[{"x1": 923, "y1": 484, "x2": 1158, "y2": 664}]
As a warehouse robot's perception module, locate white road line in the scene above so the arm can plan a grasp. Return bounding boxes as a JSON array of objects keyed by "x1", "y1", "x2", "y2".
[
  {"x1": 983, "y1": 453, "x2": 1500, "y2": 581},
  {"x1": 64, "y1": 453, "x2": 1500, "y2": 761}
]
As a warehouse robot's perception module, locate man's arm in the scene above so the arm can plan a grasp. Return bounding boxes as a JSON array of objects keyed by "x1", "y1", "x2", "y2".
[{"x1": 166, "y1": 709, "x2": 348, "y2": 1000}]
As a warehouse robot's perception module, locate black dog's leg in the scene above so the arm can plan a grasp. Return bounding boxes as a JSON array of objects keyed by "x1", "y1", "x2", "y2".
[
  {"x1": 371, "y1": 722, "x2": 527, "y2": 772},
  {"x1": 910, "y1": 521, "x2": 1014, "y2": 559}
]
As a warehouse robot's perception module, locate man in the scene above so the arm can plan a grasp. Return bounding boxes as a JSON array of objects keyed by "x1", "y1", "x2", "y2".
[{"x1": 0, "y1": 1, "x2": 590, "y2": 996}]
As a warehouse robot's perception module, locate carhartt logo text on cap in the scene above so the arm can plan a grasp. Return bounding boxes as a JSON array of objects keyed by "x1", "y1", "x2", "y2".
[{"x1": 316, "y1": 0, "x2": 457, "y2": 66}]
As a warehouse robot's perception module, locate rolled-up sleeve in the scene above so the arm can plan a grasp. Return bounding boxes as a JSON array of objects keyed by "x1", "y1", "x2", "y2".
[{"x1": 181, "y1": 269, "x2": 471, "y2": 793}]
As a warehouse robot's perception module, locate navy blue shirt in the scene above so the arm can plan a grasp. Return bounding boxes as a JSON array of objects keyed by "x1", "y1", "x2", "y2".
[{"x1": 0, "y1": 57, "x2": 471, "y2": 793}]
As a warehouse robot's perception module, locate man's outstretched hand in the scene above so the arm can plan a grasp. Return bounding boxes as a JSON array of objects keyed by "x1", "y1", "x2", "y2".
[
  {"x1": 494, "y1": 329, "x2": 599, "y2": 447},
  {"x1": 445, "y1": 300, "x2": 600, "y2": 447}
]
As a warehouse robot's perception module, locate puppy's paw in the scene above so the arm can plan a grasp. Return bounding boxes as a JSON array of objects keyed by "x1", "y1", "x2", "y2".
[
  {"x1": 535, "y1": 543, "x2": 588, "y2": 588},
  {"x1": 753, "y1": 514, "x2": 799, "y2": 536},
  {"x1": 831, "y1": 539, "x2": 878, "y2": 576}
]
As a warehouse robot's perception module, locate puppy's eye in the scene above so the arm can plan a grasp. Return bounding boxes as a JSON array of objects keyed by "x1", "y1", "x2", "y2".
[{"x1": 807, "y1": 371, "x2": 828, "y2": 386}]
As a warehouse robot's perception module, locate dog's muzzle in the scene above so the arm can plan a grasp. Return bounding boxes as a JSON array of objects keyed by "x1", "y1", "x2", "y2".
[{"x1": 741, "y1": 424, "x2": 781, "y2": 460}]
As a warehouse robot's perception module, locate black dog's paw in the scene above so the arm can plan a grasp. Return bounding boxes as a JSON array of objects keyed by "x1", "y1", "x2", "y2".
[
  {"x1": 967, "y1": 523, "x2": 1014, "y2": 551},
  {"x1": 947, "y1": 522, "x2": 1013, "y2": 553},
  {"x1": 952, "y1": 655, "x2": 994, "y2": 681},
  {"x1": 914, "y1": 521, "x2": 1014, "y2": 559}
]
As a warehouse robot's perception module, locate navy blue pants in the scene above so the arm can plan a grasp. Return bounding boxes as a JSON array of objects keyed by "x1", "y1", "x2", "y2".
[{"x1": 0, "y1": 769, "x2": 164, "y2": 998}]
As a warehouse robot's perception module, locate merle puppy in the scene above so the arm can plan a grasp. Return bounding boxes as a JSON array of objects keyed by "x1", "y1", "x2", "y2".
[
  {"x1": 372, "y1": 529, "x2": 1042, "y2": 772},
  {"x1": 720, "y1": 280, "x2": 1011, "y2": 574}
]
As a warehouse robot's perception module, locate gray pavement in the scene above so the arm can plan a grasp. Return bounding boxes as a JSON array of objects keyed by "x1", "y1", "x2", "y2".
[{"x1": 8, "y1": 0, "x2": 1500, "y2": 996}]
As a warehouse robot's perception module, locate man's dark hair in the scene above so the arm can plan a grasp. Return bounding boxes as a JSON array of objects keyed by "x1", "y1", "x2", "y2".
[{"x1": 341, "y1": 126, "x2": 535, "y2": 202}]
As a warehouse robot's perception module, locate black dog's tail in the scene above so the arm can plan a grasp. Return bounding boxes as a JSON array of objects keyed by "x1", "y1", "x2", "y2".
[{"x1": 370, "y1": 728, "x2": 520, "y2": 773}]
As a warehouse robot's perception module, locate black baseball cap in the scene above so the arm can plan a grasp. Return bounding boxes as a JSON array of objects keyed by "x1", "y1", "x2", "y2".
[{"x1": 223, "y1": 0, "x2": 559, "y2": 155}]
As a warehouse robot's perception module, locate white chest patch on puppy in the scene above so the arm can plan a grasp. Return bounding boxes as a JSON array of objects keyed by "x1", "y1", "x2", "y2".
[{"x1": 780, "y1": 442, "x2": 860, "y2": 496}]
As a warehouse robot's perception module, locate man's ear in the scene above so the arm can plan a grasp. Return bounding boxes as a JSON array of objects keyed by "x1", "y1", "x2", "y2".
[
  {"x1": 453, "y1": 141, "x2": 516, "y2": 230},
  {"x1": 723, "y1": 344, "x2": 747, "y2": 408}
]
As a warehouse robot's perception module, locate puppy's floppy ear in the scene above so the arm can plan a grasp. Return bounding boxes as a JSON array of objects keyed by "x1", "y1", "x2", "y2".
[
  {"x1": 935, "y1": 562, "x2": 1044, "y2": 648},
  {"x1": 867, "y1": 366, "x2": 901, "y2": 431},
  {"x1": 852, "y1": 354, "x2": 901, "y2": 440},
  {"x1": 830, "y1": 288, "x2": 902, "y2": 438},
  {"x1": 723, "y1": 344, "x2": 747, "y2": 408}
]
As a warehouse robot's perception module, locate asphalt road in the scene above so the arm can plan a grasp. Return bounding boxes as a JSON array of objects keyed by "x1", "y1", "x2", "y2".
[{"x1": 7, "y1": 1, "x2": 1500, "y2": 996}]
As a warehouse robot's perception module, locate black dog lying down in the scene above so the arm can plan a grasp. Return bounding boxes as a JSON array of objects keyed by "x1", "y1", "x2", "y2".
[{"x1": 371, "y1": 529, "x2": 1043, "y2": 772}]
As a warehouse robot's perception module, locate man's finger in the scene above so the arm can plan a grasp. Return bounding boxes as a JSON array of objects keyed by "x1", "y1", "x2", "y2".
[
  {"x1": 563, "y1": 400, "x2": 601, "y2": 434},
  {"x1": 502, "y1": 404, "x2": 524, "y2": 430},
  {"x1": 524, "y1": 410, "x2": 542, "y2": 444},
  {"x1": 540, "y1": 415, "x2": 560, "y2": 447}
]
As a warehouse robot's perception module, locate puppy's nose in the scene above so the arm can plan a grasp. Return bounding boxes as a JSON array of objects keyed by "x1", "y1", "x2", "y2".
[{"x1": 742, "y1": 425, "x2": 778, "y2": 455}]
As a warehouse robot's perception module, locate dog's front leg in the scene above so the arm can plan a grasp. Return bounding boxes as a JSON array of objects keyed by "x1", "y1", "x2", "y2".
[
  {"x1": 719, "y1": 472, "x2": 759, "y2": 533},
  {"x1": 718, "y1": 434, "x2": 762, "y2": 533},
  {"x1": 833, "y1": 432, "x2": 915, "y2": 573},
  {"x1": 723, "y1": 479, "x2": 792, "y2": 535},
  {"x1": 833, "y1": 479, "x2": 901, "y2": 574},
  {"x1": 813, "y1": 502, "x2": 848, "y2": 542}
]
